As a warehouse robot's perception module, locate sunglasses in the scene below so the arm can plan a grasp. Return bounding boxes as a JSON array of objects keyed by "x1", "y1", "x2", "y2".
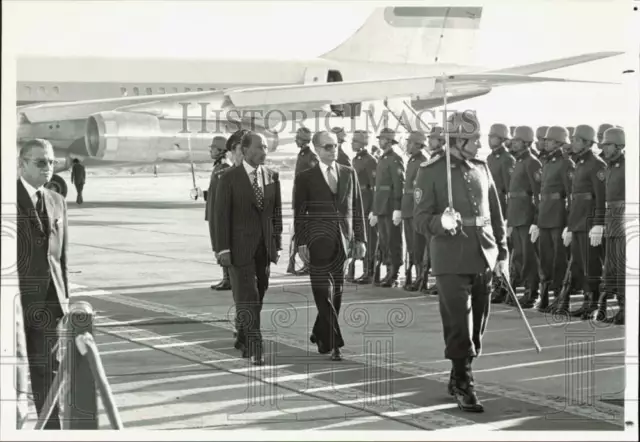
[
  {"x1": 320, "y1": 143, "x2": 337, "y2": 150},
  {"x1": 25, "y1": 158, "x2": 57, "y2": 169}
]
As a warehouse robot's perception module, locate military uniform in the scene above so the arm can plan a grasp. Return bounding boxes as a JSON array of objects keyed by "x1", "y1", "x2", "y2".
[
  {"x1": 537, "y1": 149, "x2": 574, "y2": 296},
  {"x1": 413, "y1": 154, "x2": 507, "y2": 398},
  {"x1": 566, "y1": 149, "x2": 606, "y2": 318},
  {"x1": 337, "y1": 144, "x2": 352, "y2": 167},
  {"x1": 352, "y1": 148, "x2": 378, "y2": 282},
  {"x1": 401, "y1": 150, "x2": 428, "y2": 289},
  {"x1": 506, "y1": 149, "x2": 542, "y2": 306},
  {"x1": 486, "y1": 146, "x2": 516, "y2": 219},
  {"x1": 601, "y1": 154, "x2": 625, "y2": 323},
  {"x1": 373, "y1": 149, "x2": 405, "y2": 283},
  {"x1": 295, "y1": 146, "x2": 319, "y2": 176},
  {"x1": 207, "y1": 161, "x2": 232, "y2": 290}
]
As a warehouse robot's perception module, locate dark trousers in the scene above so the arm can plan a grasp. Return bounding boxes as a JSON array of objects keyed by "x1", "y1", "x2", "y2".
[
  {"x1": 229, "y1": 242, "x2": 269, "y2": 354},
  {"x1": 378, "y1": 215, "x2": 403, "y2": 268},
  {"x1": 23, "y1": 300, "x2": 63, "y2": 429},
  {"x1": 571, "y1": 231, "x2": 604, "y2": 293},
  {"x1": 435, "y1": 271, "x2": 492, "y2": 360},
  {"x1": 538, "y1": 227, "x2": 567, "y2": 290},
  {"x1": 603, "y1": 236, "x2": 625, "y2": 296},
  {"x1": 403, "y1": 217, "x2": 426, "y2": 266},
  {"x1": 310, "y1": 236, "x2": 346, "y2": 351},
  {"x1": 74, "y1": 182, "x2": 84, "y2": 204},
  {"x1": 512, "y1": 225, "x2": 540, "y2": 292},
  {"x1": 363, "y1": 217, "x2": 378, "y2": 275}
]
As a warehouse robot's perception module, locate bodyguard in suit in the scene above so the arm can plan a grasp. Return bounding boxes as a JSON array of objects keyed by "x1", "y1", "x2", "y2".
[
  {"x1": 413, "y1": 112, "x2": 509, "y2": 412},
  {"x1": 206, "y1": 136, "x2": 232, "y2": 291},
  {"x1": 293, "y1": 131, "x2": 366, "y2": 361},
  {"x1": 70, "y1": 159, "x2": 86, "y2": 204},
  {"x1": 17, "y1": 138, "x2": 70, "y2": 429},
  {"x1": 214, "y1": 131, "x2": 283, "y2": 365}
]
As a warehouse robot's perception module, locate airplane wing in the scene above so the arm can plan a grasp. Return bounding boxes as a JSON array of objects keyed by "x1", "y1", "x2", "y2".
[
  {"x1": 491, "y1": 51, "x2": 623, "y2": 75},
  {"x1": 18, "y1": 72, "x2": 617, "y2": 125}
]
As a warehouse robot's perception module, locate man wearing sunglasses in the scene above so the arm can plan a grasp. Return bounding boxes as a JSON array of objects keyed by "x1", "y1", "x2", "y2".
[
  {"x1": 293, "y1": 131, "x2": 366, "y2": 361},
  {"x1": 17, "y1": 138, "x2": 70, "y2": 429}
]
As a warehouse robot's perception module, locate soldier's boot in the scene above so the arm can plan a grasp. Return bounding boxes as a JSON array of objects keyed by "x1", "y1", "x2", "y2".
[
  {"x1": 452, "y1": 357, "x2": 484, "y2": 413},
  {"x1": 381, "y1": 266, "x2": 400, "y2": 288},
  {"x1": 214, "y1": 267, "x2": 232, "y2": 291},
  {"x1": 593, "y1": 292, "x2": 610, "y2": 322},
  {"x1": 614, "y1": 294, "x2": 625, "y2": 325},
  {"x1": 447, "y1": 366, "x2": 455, "y2": 396},
  {"x1": 571, "y1": 291, "x2": 598, "y2": 319},
  {"x1": 375, "y1": 265, "x2": 389, "y2": 287},
  {"x1": 422, "y1": 282, "x2": 438, "y2": 296},
  {"x1": 407, "y1": 265, "x2": 423, "y2": 292},
  {"x1": 520, "y1": 286, "x2": 539, "y2": 309},
  {"x1": 286, "y1": 256, "x2": 297, "y2": 274},
  {"x1": 346, "y1": 261, "x2": 356, "y2": 283},
  {"x1": 403, "y1": 263, "x2": 413, "y2": 291},
  {"x1": 490, "y1": 278, "x2": 506, "y2": 304},
  {"x1": 548, "y1": 286, "x2": 571, "y2": 314},
  {"x1": 355, "y1": 267, "x2": 372, "y2": 285}
]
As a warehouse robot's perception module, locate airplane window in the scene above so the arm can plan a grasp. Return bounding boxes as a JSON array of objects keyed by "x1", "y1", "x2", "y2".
[
  {"x1": 159, "y1": 87, "x2": 166, "y2": 94},
  {"x1": 172, "y1": 87, "x2": 178, "y2": 93},
  {"x1": 133, "y1": 87, "x2": 140, "y2": 95},
  {"x1": 197, "y1": 88, "x2": 203, "y2": 92},
  {"x1": 53, "y1": 86, "x2": 60, "y2": 95},
  {"x1": 120, "y1": 87, "x2": 127, "y2": 96},
  {"x1": 24, "y1": 86, "x2": 32, "y2": 95},
  {"x1": 38, "y1": 86, "x2": 46, "y2": 95},
  {"x1": 146, "y1": 87, "x2": 153, "y2": 95},
  {"x1": 185, "y1": 87, "x2": 191, "y2": 92},
  {"x1": 210, "y1": 88, "x2": 216, "y2": 91}
]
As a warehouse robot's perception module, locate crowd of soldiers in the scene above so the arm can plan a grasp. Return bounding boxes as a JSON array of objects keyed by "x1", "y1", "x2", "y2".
[{"x1": 281, "y1": 121, "x2": 626, "y2": 326}]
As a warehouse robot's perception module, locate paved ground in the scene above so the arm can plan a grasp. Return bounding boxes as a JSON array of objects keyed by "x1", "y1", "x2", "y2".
[{"x1": 23, "y1": 173, "x2": 630, "y2": 431}]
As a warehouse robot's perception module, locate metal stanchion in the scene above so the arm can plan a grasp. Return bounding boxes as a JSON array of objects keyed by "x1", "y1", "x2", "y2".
[{"x1": 15, "y1": 300, "x2": 29, "y2": 429}]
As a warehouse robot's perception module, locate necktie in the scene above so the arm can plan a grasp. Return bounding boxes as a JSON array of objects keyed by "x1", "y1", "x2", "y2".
[
  {"x1": 252, "y1": 170, "x2": 264, "y2": 210},
  {"x1": 35, "y1": 190, "x2": 49, "y2": 234},
  {"x1": 327, "y1": 166, "x2": 338, "y2": 194}
]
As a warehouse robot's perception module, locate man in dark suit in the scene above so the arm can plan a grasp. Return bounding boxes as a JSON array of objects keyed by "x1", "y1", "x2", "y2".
[
  {"x1": 70, "y1": 158, "x2": 86, "y2": 204},
  {"x1": 293, "y1": 131, "x2": 366, "y2": 361},
  {"x1": 214, "y1": 131, "x2": 283, "y2": 365},
  {"x1": 17, "y1": 138, "x2": 70, "y2": 429},
  {"x1": 332, "y1": 126, "x2": 352, "y2": 167},
  {"x1": 206, "y1": 135, "x2": 232, "y2": 291}
]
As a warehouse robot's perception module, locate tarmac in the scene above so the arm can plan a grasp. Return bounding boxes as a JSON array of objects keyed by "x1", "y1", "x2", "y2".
[{"x1": 23, "y1": 171, "x2": 629, "y2": 432}]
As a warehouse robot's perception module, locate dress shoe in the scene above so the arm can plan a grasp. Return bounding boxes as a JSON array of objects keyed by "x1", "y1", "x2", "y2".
[
  {"x1": 251, "y1": 355, "x2": 264, "y2": 365},
  {"x1": 330, "y1": 349, "x2": 342, "y2": 361},
  {"x1": 310, "y1": 333, "x2": 317, "y2": 344},
  {"x1": 355, "y1": 275, "x2": 373, "y2": 284},
  {"x1": 452, "y1": 358, "x2": 484, "y2": 412}
]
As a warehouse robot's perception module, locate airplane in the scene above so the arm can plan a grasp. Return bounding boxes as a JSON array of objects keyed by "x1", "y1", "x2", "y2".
[{"x1": 15, "y1": 6, "x2": 623, "y2": 198}]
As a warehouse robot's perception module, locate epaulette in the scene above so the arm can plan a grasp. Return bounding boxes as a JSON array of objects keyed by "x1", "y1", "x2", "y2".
[{"x1": 420, "y1": 155, "x2": 444, "y2": 167}]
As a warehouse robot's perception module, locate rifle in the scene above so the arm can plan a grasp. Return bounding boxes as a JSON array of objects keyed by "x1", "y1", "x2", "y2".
[
  {"x1": 548, "y1": 256, "x2": 573, "y2": 312},
  {"x1": 373, "y1": 234, "x2": 382, "y2": 286}
]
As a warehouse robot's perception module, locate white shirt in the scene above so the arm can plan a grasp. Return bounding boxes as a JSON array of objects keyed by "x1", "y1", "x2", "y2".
[
  {"x1": 20, "y1": 177, "x2": 43, "y2": 207},
  {"x1": 320, "y1": 161, "x2": 338, "y2": 189},
  {"x1": 243, "y1": 160, "x2": 263, "y2": 191}
]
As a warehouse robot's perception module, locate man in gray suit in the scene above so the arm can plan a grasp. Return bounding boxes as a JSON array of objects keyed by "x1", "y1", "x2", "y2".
[
  {"x1": 17, "y1": 138, "x2": 70, "y2": 429},
  {"x1": 214, "y1": 131, "x2": 283, "y2": 365}
]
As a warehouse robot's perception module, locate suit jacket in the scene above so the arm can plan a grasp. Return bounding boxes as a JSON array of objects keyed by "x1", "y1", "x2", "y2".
[
  {"x1": 214, "y1": 165, "x2": 283, "y2": 267},
  {"x1": 293, "y1": 163, "x2": 366, "y2": 257},
  {"x1": 71, "y1": 163, "x2": 86, "y2": 185},
  {"x1": 17, "y1": 179, "x2": 69, "y2": 323},
  {"x1": 205, "y1": 162, "x2": 231, "y2": 250}
]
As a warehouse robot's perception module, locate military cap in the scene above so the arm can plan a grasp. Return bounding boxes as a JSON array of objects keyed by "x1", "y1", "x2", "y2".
[
  {"x1": 209, "y1": 135, "x2": 227, "y2": 148},
  {"x1": 488, "y1": 123, "x2": 510, "y2": 139},
  {"x1": 446, "y1": 111, "x2": 481, "y2": 139},
  {"x1": 573, "y1": 124, "x2": 596, "y2": 143},
  {"x1": 377, "y1": 128, "x2": 398, "y2": 144},
  {"x1": 352, "y1": 129, "x2": 369, "y2": 144},
  {"x1": 513, "y1": 126, "x2": 534, "y2": 143},
  {"x1": 545, "y1": 126, "x2": 569, "y2": 144},
  {"x1": 602, "y1": 127, "x2": 625, "y2": 146},
  {"x1": 535, "y1": 126, "x2": 549, "y2": 140}
]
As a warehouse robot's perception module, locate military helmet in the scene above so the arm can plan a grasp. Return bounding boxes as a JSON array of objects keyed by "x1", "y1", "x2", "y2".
[
  {"x1": 602, "y1": 127, "x2": 625, "y2": 146},
  {"x1": 597, "y1": 123, "x2": 614, "y2": 136},
  {"x1": 513, "y1": 126, "x2": 535, "y2": 143},
  {"x1": 545, "y1": 126, "x2": 569, "y2": 144},
  {"x1": 573, "y1": 124, "x2": 596, "y2": 143},
  {"x1": 377, "y1": 127, "x2": 398, "y2": 144},
  {"x1": 535, "y1": 126, "x2": 549, "y2": 140},
  {"x1": 446, "y1": 110, "x2": 481, "y2": 139},
  {"x1": 489, "y1": 123, "x2": 510, "y2": 139}
]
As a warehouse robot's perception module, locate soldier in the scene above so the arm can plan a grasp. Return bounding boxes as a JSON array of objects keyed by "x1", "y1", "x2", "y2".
[
  {"x1": 288, "y1": 127, "x2": 318, "y2": 275},
  {"x1": 370, "y1": 128, "x2": 405, "y2": 287},
  {"x1": 206, "y1": 135, "x2": 232, "y2": 291},
  {"x1": 596, "y1": 123, "x2": 614, "y2": 160},
  {"x1": 505, "y1": 126, "x2": 543, "y2": 308},
  {"x1": 351, "y1": 130, "x2": 378, "y2": 284},
  {"x1": 70, "y1": 158, "x2": 86, "y2": 204},
  {"x1": 332, "y1": 126, "x2": 352, "y2": 167},
  {"x1": 505, "y1": 125, "x2": 516, "y2": 150},
  {"x1": 555, "y1": 125, "x2": 606, "y2": 319},
  {"x1": 401, "y1": 131, "x2": 428, "y2": 291},
  {"x1": 536, "y1": 126, "x2": 575, "y2": 310},
  {"x1": 486, "y1": 124, "x2": 516, "y2": 303},
  {"x1": 595, "y1": 127, "x2": 625, "y2": 324},
  {"x1": 414, "y1": 111, "x2": 509, "y2": 412},
  {"x1": 534, "y1": 126, "x2": 548, "y2": 159}
]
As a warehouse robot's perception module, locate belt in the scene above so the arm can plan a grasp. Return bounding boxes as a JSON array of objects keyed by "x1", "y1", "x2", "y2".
[
  {"x1": 540, "y1": 193, "x2": 563, "y2": 200},
  {"x1": 571, "y1": 193, "x2": 592, "y2": 200},
  {"x1": 377, "y1": 185, "x2": 391, "y2": 191},
  {"x1": 508, "y1": 191, "x2": 529, "y2": 198},
  {"x1": 404, "y1": 189, "x2": 414, "y2": 195},
  {"x1": 461, "y1": 216, "x2": 491, "y2": 227},
  {"x1": 606, "y1": 200, "x2": 625, "y2": 208}
]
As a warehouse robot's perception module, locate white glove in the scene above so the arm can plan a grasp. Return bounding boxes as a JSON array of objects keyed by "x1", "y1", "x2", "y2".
[
  {"x1": 529, "y1": 225, "x2": 539, "y2": 243},
  {"x1": 562, "y1": 227, "x2": 572, "y2": 247},
  {"x1": 369, "y1": 213, "x2": 378, "y2": 227},
  {"x1": 589, "y1": 225, "x2": 604, "y2": 247},
  {"x1": 392, "y1": 210, "x2": 402, "y2": 226},
  {"x1": 440, "y1": 208, "x2": 461, "y2": 233},
  {"x1": 494, "y1": 259, "x2": 510, "y2": 282}
]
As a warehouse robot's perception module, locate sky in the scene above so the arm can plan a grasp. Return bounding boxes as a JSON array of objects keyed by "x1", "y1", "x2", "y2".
[{"x1": 4, "y1": 0, "x2": 637, "y2": 131}]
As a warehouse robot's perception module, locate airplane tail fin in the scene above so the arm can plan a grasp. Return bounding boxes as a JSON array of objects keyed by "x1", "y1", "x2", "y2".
[{"x1": 319, "y1": 6, "x2": 483, "y2": 65}]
